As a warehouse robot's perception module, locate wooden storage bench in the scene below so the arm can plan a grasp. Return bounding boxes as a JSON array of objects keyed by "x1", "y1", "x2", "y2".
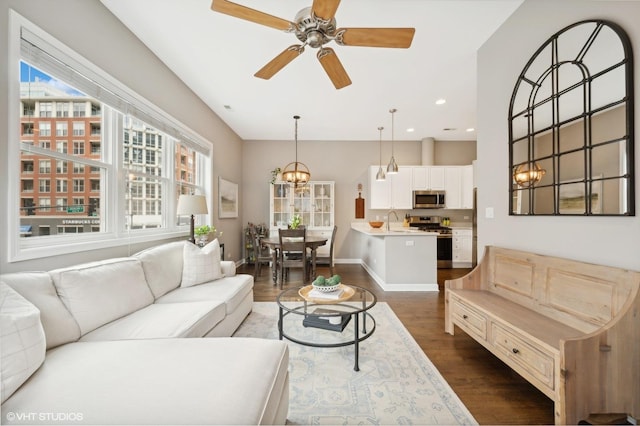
[{"x1": 445, "y1": 246, "x2": 640, "y2": 425}]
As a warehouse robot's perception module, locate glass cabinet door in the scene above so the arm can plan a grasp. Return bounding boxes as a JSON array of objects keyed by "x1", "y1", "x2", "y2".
[
  {"x1": 270, "y1": 181, "x2": 334, "y2": 231},
  {"x1": 312, "y1": 182, "x2": 334, "y2": 229}
]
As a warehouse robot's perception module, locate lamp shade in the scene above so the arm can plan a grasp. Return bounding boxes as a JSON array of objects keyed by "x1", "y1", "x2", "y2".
[{"x1": 177, "y1": 195, "x2": 208, "y2": 215}]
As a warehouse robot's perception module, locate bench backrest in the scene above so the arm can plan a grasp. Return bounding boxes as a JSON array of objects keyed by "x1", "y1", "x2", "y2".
[{"x1": 482, "y1": 246, "x2": 640, "y2": 334}]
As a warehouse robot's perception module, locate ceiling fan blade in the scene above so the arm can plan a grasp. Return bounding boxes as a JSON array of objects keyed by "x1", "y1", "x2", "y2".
[
  {"x1": 317, "y1": 47, "x2": 351, "y2": 90},
  {"x1": 312, "y1": 0, "x2": 341, "y2": 21},
  {"x1": 211, "y1": 0, "x2": 295, "y2": 31},
  {"x1": 336, "y1": 27, "x2": 416, "y2": 48},
  {"x1": 254, "y1": 45, "x2": 304, "y2": 80}
]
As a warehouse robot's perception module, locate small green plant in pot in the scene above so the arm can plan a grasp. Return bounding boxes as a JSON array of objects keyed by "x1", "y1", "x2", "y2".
[
  {"x1": 194, "y1": 225, "x2": 216, "y2": 246},
  {"x1": 289, "y1": 214, "x2": 301, "y2": 229}
]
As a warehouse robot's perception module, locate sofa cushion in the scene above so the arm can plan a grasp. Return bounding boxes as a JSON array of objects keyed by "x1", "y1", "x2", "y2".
[
  {"x1": 0, "y1": 283, "x2": 46, "y2": 404},
  {"x1": 156, "y1": 274, "x2": 253, "y2": 315},
  {"x1": 181, "y1": 240, "x2": 223, "y2": 287},
  {"x1": 50, "y1": 258, "x2": 154, "y2": 335},
  {"x1": 79, "y1": 301, "x2": 225, "y2": 341},
  {"x1": 1, "y1": 338, "x2": 289, "y2": 425},
  {"x1": 0, "y1": 272, "x2": 80, "y2": 349},
  {"x1": 134, "y1": 241, "x2": 185, "y2": 298}
]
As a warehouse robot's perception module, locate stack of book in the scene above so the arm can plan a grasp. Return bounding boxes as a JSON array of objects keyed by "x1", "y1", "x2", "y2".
[{"x1": 302, "y1": 308, "x2": 351, "y2": 332}]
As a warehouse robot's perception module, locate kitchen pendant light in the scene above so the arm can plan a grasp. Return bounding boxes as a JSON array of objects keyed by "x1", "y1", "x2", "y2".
[
  {"x1": 376, "y1": 126, "x2": 386, "y2": 181},
  {"x1": 281, "y1": 115, "x2": 310, "y2": 187},
  {"x1": 386, "y1": 108, "x2": 399, "y2": 174}
]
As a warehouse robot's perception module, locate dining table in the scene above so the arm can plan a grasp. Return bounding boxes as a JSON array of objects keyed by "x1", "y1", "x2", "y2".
[{"x1": 260, "y1": 235, "x2": 328, "y2": 285}]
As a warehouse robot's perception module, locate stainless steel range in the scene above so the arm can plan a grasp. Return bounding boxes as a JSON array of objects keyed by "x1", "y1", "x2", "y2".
[{"x1": 409, "y1": 216, "x2": 452, "y2": 268}]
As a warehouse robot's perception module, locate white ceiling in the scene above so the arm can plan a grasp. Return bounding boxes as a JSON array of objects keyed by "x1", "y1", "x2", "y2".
[{"x1": 100, "y1": 0, "x2": 523, "y2": 142}]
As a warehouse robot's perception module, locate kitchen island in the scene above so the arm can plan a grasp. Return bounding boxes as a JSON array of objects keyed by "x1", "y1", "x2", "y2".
[{"x1": 351, "y1": 222, "x2": 438, "y2": 291}]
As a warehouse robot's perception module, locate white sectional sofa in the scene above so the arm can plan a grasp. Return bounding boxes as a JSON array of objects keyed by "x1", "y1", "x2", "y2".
[{"x1": 0, "y1": 240, "x2": 289, "y2": 425}]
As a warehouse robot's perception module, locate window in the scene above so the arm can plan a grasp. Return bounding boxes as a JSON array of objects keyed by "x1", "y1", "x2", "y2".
[
  {"x1": 38, "y1": 197, "x2": 50, "y2": 212},
  {"x1": 56, "y1": 102, "x2": 69, "y2": 117},
  {"x1": 40, "y1": 141, "x2": 50, "y2": 149},
  {"x1": 10, "y1": 13, "x2": 211, "y2": 262},
  {"x1": 56, "y1": 160, "x2": 67, "y2": 174},
  {"x1": 73, "y1": 179, "x2": 84, "y2": 193},
  {"x1": 55, "y1": 197, "x2": 67, "y2": 212},
  {"x1": 22, "y1": 179, "x2": 34, "y2": 192},
  {"x1": 39, "y1": 102, "x2": 52, "y2": 117},
  {"x1": 73, "y1": 102, "x2": 85, "y2": 117},
  {"x1": 56, "y1": 179, "x2": 67, "y2": 193},
  {"x1": 73, "y1": 162, "x2": 84, "y2": 174},
  {"x1": 73, "y1": 141, "x2": 85, "y2": 155},
  {"x1": 39, "y1": 160, "x2": 50, "y2": 173},
  {"x1": 39, "y1": 122, "x2": 51, "y2": 136},
  {"x1": 56, "y1": 122, "x2": 67, "y2": 137},
  {"x1": 39, "y1": 179, "x2": 50, "y2": 193},
  {"x1": 72, "y1": 122, "x2": 84, "y2": 136}
]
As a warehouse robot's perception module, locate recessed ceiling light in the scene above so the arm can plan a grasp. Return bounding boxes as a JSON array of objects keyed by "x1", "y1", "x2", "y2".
[
  {"x1": 466, "y1": 128, "x2": 475, "y2": 132},
  {"x1": 406, "y1": 128, "x2": 414, "y2": 133},
  {"x1": 435, "y1": 98, "x2": 446, "y2": 105}
]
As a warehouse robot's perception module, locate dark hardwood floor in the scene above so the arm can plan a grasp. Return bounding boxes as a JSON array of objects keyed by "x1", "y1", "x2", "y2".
[{"x1": 241, "y1": 262, "x2": 555, "y2": 425}]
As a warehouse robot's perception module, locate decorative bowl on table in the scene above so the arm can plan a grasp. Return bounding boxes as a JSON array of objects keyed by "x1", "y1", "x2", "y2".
[
  {"x1": 312, "y1": 283, "x2": 340, "y2": 293},
  {"x1": 312, "y1": 274, "x2": 342, "y2": 292},
  {"x1": 368, "y1": 221, "x2": 384, "y2": 229}
]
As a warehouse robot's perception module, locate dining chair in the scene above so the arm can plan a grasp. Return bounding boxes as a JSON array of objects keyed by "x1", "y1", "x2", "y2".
[
  {"x1": 250, "y1": 228, "x2": 272, "y2": 278},
  {"x1": 314, "y1": 225, "x2": 337, "y2": 276},
  {"x1": 278, "y1": 228, "x2": 307, "y2": 288}
]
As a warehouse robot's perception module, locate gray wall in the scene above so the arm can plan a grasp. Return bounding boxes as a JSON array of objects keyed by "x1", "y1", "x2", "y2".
[
  {"x1": 0, "y1": 0, "x2": 244, "y2": 273},
  {"x1": 477, "y1": 0, "x2": 640, "y2": 270}
]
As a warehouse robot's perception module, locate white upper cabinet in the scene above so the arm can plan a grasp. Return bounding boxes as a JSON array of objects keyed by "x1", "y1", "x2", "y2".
[
  {"x1": 412, "y1": 167, "x2": 429, "y2": 190},
  {"x1": 411, "y1": 166, "x2": 445, "y2": 190},
  {"x1": 369, "y1": 166, "x2": 412, "y2": 209},
  {"x1": 444, "y1": 167, "x2": 462, "y2": 208}
]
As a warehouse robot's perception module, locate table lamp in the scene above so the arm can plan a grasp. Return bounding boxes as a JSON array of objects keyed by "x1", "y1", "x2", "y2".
[{"x1": 177, "y1": 194, "x2": 208, "y2": 244}]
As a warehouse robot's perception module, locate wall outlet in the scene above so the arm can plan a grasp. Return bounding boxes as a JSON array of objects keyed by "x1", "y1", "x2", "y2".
[
  {"x1": 405, "y1": 240, "x2": 414, "y2": 246},
  {"x1": 485, "y1": 207, "x2": 494, "y2": 219}
]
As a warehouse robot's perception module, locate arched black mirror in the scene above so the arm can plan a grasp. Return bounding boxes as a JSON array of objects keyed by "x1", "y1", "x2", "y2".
[{"x1": 509, "y1": 20, "x2": 634, "y2": 215}]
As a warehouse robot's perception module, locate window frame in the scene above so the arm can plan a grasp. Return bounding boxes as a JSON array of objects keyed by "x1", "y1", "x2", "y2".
[{"x1": 7, "y1": 11, "x2": 213, "y2": 262}]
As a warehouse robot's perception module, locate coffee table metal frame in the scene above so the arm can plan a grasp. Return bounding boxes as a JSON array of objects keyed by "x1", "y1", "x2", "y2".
[{"x1": 276, "y1": 284, "x2": 377, "y2": 371}]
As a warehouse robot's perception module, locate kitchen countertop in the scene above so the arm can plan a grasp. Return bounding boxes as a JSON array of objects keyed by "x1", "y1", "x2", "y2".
[{"x1": 351, "y1": 222, "x2": 438, "y2": 236}]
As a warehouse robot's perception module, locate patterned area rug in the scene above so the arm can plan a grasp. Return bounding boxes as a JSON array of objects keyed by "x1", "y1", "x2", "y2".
[{"x1": 233, "y1": 302, "x2": 477, "y2": 425}]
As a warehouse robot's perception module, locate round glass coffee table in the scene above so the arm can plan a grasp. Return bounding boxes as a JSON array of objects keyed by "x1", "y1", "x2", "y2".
[{"x1": 276, "y1": 284, "x2": 377, "y2": 371}]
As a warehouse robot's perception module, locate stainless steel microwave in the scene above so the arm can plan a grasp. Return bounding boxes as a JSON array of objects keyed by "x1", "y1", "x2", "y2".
[{"x1": 413, "y1": 190, "x2": 446, "y2": 209}]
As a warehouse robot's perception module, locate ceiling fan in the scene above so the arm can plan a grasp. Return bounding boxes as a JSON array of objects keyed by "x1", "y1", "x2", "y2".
[{"x1": 210, "y1": 0, "x2": 415, "y2": 89}]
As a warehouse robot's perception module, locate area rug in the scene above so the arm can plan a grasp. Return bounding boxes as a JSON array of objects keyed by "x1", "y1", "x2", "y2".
[{"x1": 233, "y1": 302, "x2": 477, "y2": 425}]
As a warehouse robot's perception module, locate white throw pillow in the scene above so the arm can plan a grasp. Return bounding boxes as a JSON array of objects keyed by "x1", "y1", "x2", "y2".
[
  {"x1": 1, "y1": 282, "x2": 46, "y2": 404},
  {"x1": 181, "y1": 239, "x2": 223, "y2": 287}
]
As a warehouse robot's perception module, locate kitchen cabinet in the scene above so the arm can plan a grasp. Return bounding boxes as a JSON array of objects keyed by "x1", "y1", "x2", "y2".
[
  {"x1": 369, "y1": 166, "x2": 412, "y2": 209},
  {"x1": 452, "y1": 228, "x2": 472, "y2": 267},
  {"x1": 443, "y1": 165, "x2": 474, "y2": 209},
  {"x1": 270, "y1": 181, "x2": 334, "y2": 255},
  {"x1": 411, "y1": 166, "x2": 445, "y2": 191}
]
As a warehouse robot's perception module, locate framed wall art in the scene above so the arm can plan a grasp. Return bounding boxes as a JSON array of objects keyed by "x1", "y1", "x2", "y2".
[{"x1": 218, "y1": 177, "x2": 238, "y2": 218}]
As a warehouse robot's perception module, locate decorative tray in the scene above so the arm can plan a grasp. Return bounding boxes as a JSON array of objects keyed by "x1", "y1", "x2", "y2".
[{"x1": 298, "y1": 284, "x2": 355, "y2": 304}]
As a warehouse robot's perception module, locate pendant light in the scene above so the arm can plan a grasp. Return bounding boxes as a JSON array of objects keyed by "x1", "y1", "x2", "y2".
[
  {"x1": 281, "y1": 115, "x2": 310, "y2": 187},
  {"x1": 513, "y1": 162, "x2": 546, "y2": 187},
  {"x1": 386, "y1": 108, "x2": 399, "y2": 174},
  {"x1": 376, "y1": 126, "x2": 386, "y2": 181}
]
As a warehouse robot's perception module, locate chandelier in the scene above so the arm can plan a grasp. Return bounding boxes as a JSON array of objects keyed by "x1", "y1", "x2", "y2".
[
  {"x1": 513, "y1": 162, "x2": 546, "y2": 187},
  {"x1": 282, "y1": 115, "x2": 310, "y2": 187}
]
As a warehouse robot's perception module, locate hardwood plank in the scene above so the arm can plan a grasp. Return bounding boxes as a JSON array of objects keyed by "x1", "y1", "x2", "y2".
[{"x1": 244, "y1": 263, "x2": 554, "y2": 425}]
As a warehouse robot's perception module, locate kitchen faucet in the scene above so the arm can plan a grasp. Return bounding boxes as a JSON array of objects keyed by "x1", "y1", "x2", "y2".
[{"x1": 387, "y1": 210, "x2": 400, "y2": 231}]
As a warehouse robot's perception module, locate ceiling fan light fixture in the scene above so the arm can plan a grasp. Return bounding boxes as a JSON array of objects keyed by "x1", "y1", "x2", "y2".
[
  {"x1": 386, "y1": 108, "x2": 399, "y2": 174},
  {"x1": 282, "y1": 115, "x2": 310, "y2": 187}
]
